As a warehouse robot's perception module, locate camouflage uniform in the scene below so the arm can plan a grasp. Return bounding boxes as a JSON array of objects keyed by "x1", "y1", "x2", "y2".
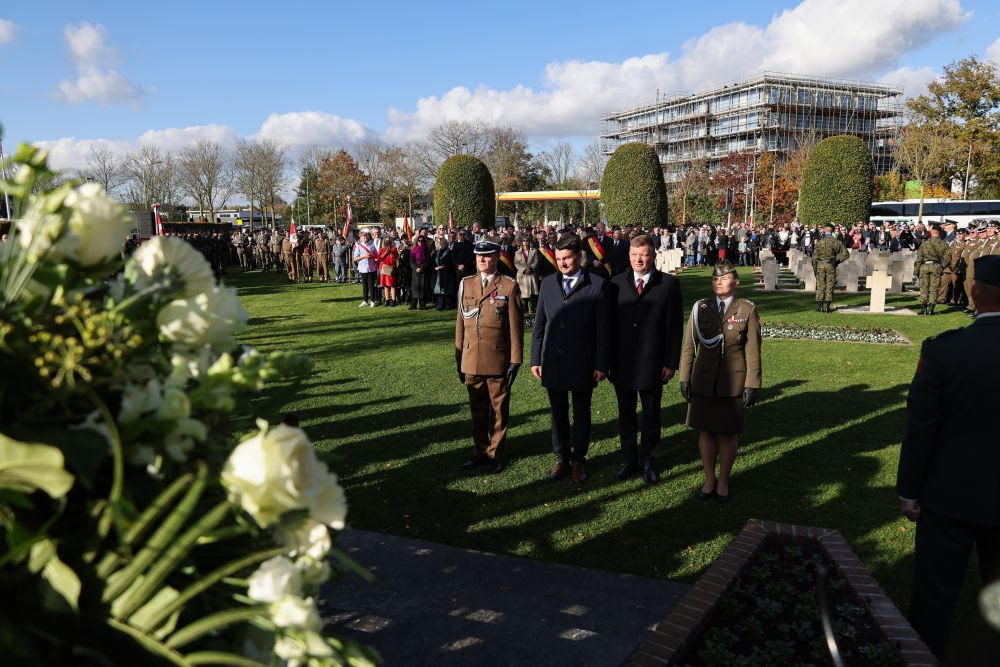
[
  {"x1": 811, "y1": 232, "x2": 848, "y2": 311},
  {"x1": 915, "y1": 234, "x2": 949, "y2": 314}
]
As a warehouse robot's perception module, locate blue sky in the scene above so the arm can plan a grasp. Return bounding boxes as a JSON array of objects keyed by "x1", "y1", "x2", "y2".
[{"x1": 1, "y1": 0, "x2": 998, "y2": 171}]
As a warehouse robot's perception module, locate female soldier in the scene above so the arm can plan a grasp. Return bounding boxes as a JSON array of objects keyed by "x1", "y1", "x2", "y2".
[{"x1": 678, "y1": 261, "x2": 761, "y2": 502}]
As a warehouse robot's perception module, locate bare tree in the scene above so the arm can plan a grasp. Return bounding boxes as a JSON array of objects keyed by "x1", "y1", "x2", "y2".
[
  {"x1": 355, "y1": 142, "x2": 394, "y2": 218},
  {"x1": 575, "y1": 140, "x2": 608, "y2": 188},
  {"x1": 82, "y1": 145, "x2": 127, "y2": 198},
  {"x1": 539, "y1": 142, "x2": 576, "y2": 187},
  {"x1": 122, "y1": 146, "x2": 176, "y2": 214},
  {"x1": 258, "y1": 139, "x2": 287, "y2": 230},
  {"x1": 426, "y1": 120, "x2": 490, "y2": 161},
  {"x1": 177, "y1": 140, "x2": 232, "y2": 223}
]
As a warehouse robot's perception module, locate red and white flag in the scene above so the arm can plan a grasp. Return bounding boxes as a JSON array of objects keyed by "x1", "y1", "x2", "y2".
[
  {"x1": 152, "y1": 204, "x2": 164, "y2": 236},
  {"x1": 448, "y1": 208, "x2": 455, "y2": 231},
  {"x1": 289, "y1": 218, "x2": 298, "y2": 247},
  {"x1": 342, "y1": 196, "x2": 355, "y2": 243}
]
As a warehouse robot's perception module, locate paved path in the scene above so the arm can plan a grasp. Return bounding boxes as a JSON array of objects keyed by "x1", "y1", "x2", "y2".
[{"x1": 321, "y1": 530, "x2": 688, "y2": 667}]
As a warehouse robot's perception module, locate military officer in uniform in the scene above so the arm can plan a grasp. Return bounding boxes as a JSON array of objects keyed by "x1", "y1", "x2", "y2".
[
  {"x1": 456, "y1": 240, "x2": 524, "y2": 473},
  {"x1": 938, "y1": 227, "x2": 967, "y2": 306},
  {"x1": 915, "y1": 225, "x2": 950, "y2": 315},
  {"x1": 811, "y1": 223, "x2": 848, "y2": 312},
  {"x1": 678, "y1": 261, "x2": 762, "y2": 502},
  {"x1": 896, "y1": 255, "x2": 1000, "y2": 658},
  {"x1": 961, "y1": 223, "x2": 986, "y2": 315},
  {"x1": 312, "y1": 232, "x2": 330, "y2": 283}
]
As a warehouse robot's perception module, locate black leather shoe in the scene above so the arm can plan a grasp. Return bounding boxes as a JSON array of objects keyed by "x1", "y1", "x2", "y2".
[
  {"x1": 697, "y1": 484, "x2": 716, "y2": 500},
  {"x1": 643, "y1": 466, "x2": 660, "y2": 485},
  {"x1": 461, "y1": 457, "x2": 484, "y2": 471},
  {"x1": 715, "y1": 490, "x2": 731, "y2": 503},
  {"x1": 491, "y1": 459, "x2": 505, "y2": 474},
  {"x1": 615, "y1": 464, "x2": 635, "y2": 481}
]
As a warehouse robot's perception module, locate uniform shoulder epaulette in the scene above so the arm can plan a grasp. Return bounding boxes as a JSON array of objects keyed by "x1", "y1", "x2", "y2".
[
  {"x1": 498, "y1": 274, "x2": 515, "y2": 285},
  {"x1": 926, "y1": 327, "x2": 964, "y2": 343}
]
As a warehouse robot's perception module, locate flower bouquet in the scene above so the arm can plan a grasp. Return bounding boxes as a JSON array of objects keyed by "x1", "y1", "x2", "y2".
[{"x1": 0, "y1": 144, "x2": 378, "y2": 666}]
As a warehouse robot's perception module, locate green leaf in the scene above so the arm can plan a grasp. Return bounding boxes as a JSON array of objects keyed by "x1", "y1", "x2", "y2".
[
  {"x1": 107, "y1": 618, "x2": 194, "y2": 667},
  {"x1": 128, "y1": 586, "x2": 181, "y2": 640},
  {"x1": 164, "y1": 607, "x2": 267, "y2": 649},
  {"x1": 0, "y1": 433, "x2": 75, "y2": 498},
  {"x1": 185, "y1": 652, "x2": 269, "y2": 666},
  {"x1": 30, "y1": 539, "x2": 81, "y2": 612}
]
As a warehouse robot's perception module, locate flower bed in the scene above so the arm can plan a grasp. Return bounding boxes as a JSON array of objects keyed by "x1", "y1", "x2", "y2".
[
  {"x1": 762, "y1": 321, "x2": 910, "y2": 345},
  {"x1": 629, "y1": 520, "x2": 936, "y2": 667}
]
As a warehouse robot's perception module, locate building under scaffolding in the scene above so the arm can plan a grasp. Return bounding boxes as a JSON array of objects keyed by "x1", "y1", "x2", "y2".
[{"x1": 600, "y1": 72, "x2": 902, "y2": 184}]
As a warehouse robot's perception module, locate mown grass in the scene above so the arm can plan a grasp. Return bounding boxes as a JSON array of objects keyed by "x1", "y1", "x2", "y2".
[{"x1": 232, "y1": 266, "x2": 980, "y2": 617}]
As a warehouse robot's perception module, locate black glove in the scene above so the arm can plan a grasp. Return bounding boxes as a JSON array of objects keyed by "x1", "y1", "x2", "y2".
[
  {"x1": 458, "y1": 372, "x2": 466, "y2": 384},
  {"x1": 680, "y1": 381, "x2": 691, "y2": 402},
  {"x1": 743, "y1": 387, "x2": 758, "y2": 408},
  {"x1": 506, "y1": 363, "x2": 520, "y2": 387}
]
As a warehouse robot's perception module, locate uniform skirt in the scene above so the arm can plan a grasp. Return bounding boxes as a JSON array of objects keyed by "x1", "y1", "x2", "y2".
[{"x1": 686, "y1": 394, "x2": 745, "y2": 435}]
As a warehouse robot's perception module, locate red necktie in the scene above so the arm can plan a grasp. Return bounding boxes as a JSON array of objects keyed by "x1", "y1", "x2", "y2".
[{"x1": 636, "y1": 279, "x2": 643, "y2": 295}]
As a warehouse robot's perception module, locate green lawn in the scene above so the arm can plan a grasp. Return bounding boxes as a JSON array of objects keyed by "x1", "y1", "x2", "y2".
[{"x1": 232, "y1": 266, "x2": 978, "y2": 615}]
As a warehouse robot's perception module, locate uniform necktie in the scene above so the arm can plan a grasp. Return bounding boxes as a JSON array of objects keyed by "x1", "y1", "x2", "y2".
[
  {"x1": 563, "y1": 277, "x2": 573, "y2": 296},
  {"x1": 482, "y1": 276, "x2": 489, "y2": 291},
  {"x1": 636, "y1": 278, "x2": 643, "y2": 295},
  {"x1": 719, "y1": 300, "x2": 726, "y2": 321}
]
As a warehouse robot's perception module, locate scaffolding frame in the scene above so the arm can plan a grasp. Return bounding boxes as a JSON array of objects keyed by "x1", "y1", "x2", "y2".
[{"x1": 600, "y1": 72, "x2": 903, "y2": 184}]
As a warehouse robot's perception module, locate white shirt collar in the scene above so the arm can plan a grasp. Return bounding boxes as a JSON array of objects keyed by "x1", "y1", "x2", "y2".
[
  {"x1": 634, "y1": 270, "x2": 653, "y2": 287},
  {"x1": 562, "y1": 269, "x2": 583, "y2": 283},
  {"x1": 717, "y1": 295, "x2": 734, "y2": 312}
]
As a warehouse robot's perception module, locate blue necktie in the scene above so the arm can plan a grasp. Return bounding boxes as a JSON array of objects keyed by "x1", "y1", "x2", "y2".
[{"x1": 563, "y1": 277, "x2": 572, "y2": 296}]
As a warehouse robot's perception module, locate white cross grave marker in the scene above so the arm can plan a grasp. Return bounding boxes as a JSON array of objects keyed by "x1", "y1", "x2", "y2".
[{"x1": 866, "y1": 269, "x2": 889, "y2": 313}]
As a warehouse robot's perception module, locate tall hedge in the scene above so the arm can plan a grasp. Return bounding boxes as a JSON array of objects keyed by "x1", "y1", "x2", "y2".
[
  {"x1": 600, "y1": 142, "x2": 668, "y2": 229},
  {"x1": 433, "y1": 155, "x2": 495, "y2": 230},
  {"x1": 798, "y1": 135, "x2": 873, "y2": 226}
]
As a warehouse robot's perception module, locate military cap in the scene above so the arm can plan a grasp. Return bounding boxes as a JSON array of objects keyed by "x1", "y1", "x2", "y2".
[
  {"x1": 712, "y1": 260, "x2": 738, "y2": 278},
  {"x1": 944, "y1": 219, "x2": 958, "y2": 226},
  {"x1": 474, "y1": 240, "x2": 501, "y2": 254},
  {"x1": 823, "y1": 223, "x2": 835, "y2": 231},
  {"x1": 974, "y1": 256, "x2": 1000, "y2": 287}
]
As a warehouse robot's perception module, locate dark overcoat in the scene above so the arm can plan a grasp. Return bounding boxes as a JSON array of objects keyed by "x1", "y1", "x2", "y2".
[
  {"x1": 530, "y1": 270, "x2": 611, "y2": 391},
  {"x1": 896, "y1": 316, "x2": 1000, "y2": 525},
  {"x1": 409, "y1": 246, "x2": 433, "y2": 296},
  {"x1": 609, "y1": 269, "x2": 683, "y2": 390}
]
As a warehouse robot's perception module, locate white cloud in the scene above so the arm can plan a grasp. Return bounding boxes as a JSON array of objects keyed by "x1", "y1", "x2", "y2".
[
  {"x1": 387, "y1": 0, "x2": 969, "y2": 140},
  {"x1": 879, "y1": 65, "x2": 940, "y2": 100},
  {"x1": 987, "y1": 37, "x2": 1000, "y2": 66},
  {"x1": 34, "y1": 137, "x2": 134, "y2": 172},
  {"x1": 138, "y1": 125, "x2": 239, "y2": 152},
  {"x1": 255, "y1": 111, "x2": 374, "y2": 152},
  {"x1": 51, "y1": 22, "x2": 148, "y2": 106},
  {"x1": 0, "y1": 19, "x2": 17, "y2": 45}
]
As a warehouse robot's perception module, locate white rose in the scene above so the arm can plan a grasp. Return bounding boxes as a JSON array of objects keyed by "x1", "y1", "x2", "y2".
[
  {"x1": 222, "y1": 421, "x2": 347, "y2": 528},
  {"x1": 155, "y1": 386, "x2": 191, "y2": 421},
  {"x1": 269, "y1": 595, "x2": 321, "y2": 631},
  {"x1": 277, "y1": 519, "x2": 332, "y2": 562},
  {"x1": 119, "y1": 379, "x2": 163, "y2": 424},
  {"x1": 311, "y1": 475, "x2": 347, "y2": 530},
  {"x1": 163, "y1": 417, "x2": 208, "y2": 462},
  {"x1": 157, "y1": 286, "x2": 248, "y2": 348},
  {"x1": 130, "y1": 236, "x2": 216, "y2": 298},
  {"x1": 247, "y1": 556, "x2": 301, "y2": 604},
  {"x1": 55, "y1": 183, "x2": 134, "y2": 266}
]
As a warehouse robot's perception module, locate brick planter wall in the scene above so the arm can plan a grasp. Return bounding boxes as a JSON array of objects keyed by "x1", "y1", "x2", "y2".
[{"x1": 628, "y1": 518, "x2": 937, "y2": 667}]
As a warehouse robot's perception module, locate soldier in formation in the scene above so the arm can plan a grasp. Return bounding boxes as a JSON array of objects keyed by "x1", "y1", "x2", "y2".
[
  {"x1": 960, "y1": 221, "x2": 1000, "y2": 316},
  {"x1": 915, "y1": 225, "x2": 950, "y2": 315},
  {"x1": 811, "y1": 223, "x2": 848, "y2": 313}
]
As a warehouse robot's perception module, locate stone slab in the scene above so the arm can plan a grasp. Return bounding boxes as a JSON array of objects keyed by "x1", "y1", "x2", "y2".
[
  {"x1": 836, "y1": 305, "x2": 918, "y2": 316},
  {"x1": 322, "y1": 529, "x2": 689, "y2": 667}
]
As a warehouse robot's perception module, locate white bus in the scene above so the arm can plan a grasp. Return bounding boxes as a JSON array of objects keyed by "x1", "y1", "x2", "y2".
[{"x1": 870, "y1": 199, "x2": 1000, "y2": 228}]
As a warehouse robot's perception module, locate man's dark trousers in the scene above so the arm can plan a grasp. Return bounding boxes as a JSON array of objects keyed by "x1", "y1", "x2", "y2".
[
  {"x1": 614, "y1": 384, "x2": 663, "y2": 468},
  {"x1": 546, "y1": 388, "x2": 592, "y2": 464}
]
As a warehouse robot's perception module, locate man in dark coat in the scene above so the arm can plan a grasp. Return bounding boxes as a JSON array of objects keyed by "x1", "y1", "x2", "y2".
[
  {"x1": 895, "y1": 255, "x2": 1000, "y2": 659},
  {"x1": 451, "y1": 229, "x2": 475, "y2": 278},
  {"x1": 607, "y1": 228, "x2": 630, "y2": 275},
  {"x1": 530, "y1": 235, "x2": 611, "y2": 484},
  {"x1": 609, "y1": 235, "x2": 684, "y2": 484}
]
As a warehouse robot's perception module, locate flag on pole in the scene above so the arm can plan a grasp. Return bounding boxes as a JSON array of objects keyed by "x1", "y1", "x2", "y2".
[
  {"x1": 342, "y1": 196, "x2": 355, "y2": 243},
  {"x1": 403, "y1": 208, "x2": 413, "y2": 240},
  {"x1": 289, "y1": 218, "x2": 298, "y2": 247},
  {"x1": 152, "y1": 204, "x2": 164, "y2": 236},
  {"x1": 448, "y1": 208, "x2": 455, "y2": 231}
]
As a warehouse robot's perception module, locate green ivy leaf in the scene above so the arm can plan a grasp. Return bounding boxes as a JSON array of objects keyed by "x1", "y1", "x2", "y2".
[{"x1": 0, "y1": 433, "x2": 75, "y2": 498}]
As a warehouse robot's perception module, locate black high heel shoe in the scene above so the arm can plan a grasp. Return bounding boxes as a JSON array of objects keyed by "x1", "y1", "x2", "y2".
[{"x1": 697, "y1": 484, "x2": 716, "y2": 500}]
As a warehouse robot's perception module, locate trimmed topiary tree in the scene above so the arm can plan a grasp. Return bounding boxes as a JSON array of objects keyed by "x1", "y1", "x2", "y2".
[
  {"x1": 798, "y1": 135, "x2": 873, "y2": 226},
  {"x1": 434, "y1": 155, "x2": 496, "y2": 230},
  {"x1": 600, "y1": 142, "x2": 668, "y2": 229}
]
